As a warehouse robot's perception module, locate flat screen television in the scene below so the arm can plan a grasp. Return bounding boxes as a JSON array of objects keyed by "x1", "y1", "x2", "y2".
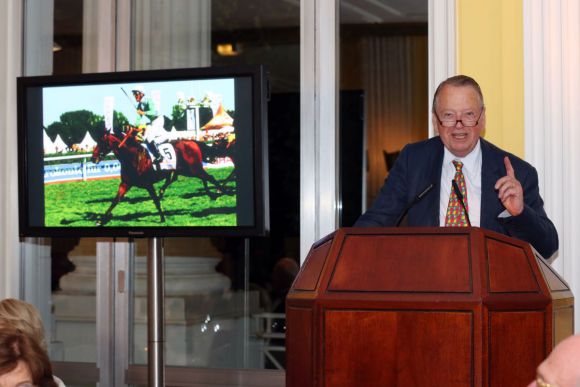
[{"x1": 17, "y1": 65, "x2": 269, "y2": 237}]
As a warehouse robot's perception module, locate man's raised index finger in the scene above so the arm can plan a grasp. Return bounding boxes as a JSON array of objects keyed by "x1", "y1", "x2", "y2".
[{"x1": 504, "y1": 156, "x2": 515, "y2": 177}]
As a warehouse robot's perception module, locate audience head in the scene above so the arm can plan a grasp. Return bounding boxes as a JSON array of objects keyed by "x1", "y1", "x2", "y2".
[
  {"x1": 432, "y1": 75, "x2": 486, "y2": 157},
  {"x1": 271, "y1": 257, "x2": 299, "y2": 294},
  {"x1": 527, "y1": 334, "x2": 580, "y2": 387},
  {"x1": 0, "y1": 299, "x2": 46, "y2": 351},
  {"x1": 0, "y1": 328, "x2": 57, "y2": 387}
]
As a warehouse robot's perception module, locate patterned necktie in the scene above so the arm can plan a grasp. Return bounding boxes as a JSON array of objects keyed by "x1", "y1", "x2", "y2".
[{"x1": 445, "y1": 160, "x2": 469, "y2": 227}]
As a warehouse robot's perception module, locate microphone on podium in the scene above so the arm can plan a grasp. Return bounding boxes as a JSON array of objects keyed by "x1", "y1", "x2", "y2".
[
  {"x1": 451, "y1": 179, "x2": 471, "y2": 227},
  {"x1": 395, "y1": 183, "x2": 436, "y2": 227}
]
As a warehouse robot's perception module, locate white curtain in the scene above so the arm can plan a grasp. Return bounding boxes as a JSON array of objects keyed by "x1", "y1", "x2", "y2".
[
  {"x1": 133, "y1": 0, "x2": 211, "y2": 70},
  {"x1": 362, "y1": 35, "x2": 428, "y2": 207},
  {"x1": 82, "y1": 0, "x2": 116, "y2": 72},
  {"x1": 524, "y1": 0, "x2": 580, "y2": 332},
  {"x1": 24, "y1": 0, "x2": 54, "y2": 76},
  {"x1": 17, "y1": 0, "x2": 55, "y2": 335}
]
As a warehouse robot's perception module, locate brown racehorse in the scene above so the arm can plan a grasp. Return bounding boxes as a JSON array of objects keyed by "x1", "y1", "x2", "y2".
[
  {"x1": 196, "y1": 137, "x2": 236, "y2": 185},
  {"x1": 91, "y1": 129, "x2": 227, "y2": 226}
]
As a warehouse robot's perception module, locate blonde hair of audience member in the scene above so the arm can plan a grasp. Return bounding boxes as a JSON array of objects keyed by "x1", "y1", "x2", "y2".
[
  {"x1": 0, "y1": 328, "x2": 57, "y2": 387},
  {"x1": 528, "y1": 335, "x2": 580, "y2": 387},
  {"x1": 0, "y1": 299, "x2": 46, "y2": 350},
  {"x1": 0, "y1": 299, "x2": 65, "y2": 387}
]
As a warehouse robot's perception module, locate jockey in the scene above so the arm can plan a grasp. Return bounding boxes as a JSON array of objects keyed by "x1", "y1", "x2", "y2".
[{"x1": 132, "y1": 85, "x2": 167, "y2": 165}]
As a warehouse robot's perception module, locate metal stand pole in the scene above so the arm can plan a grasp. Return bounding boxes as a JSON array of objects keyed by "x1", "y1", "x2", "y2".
[
  {"x1": 242, "y1": 237, "x2": 250, "y2": 368},
  {"x1": 147, "y1": 237, "x2": 164, "y2": 387}
]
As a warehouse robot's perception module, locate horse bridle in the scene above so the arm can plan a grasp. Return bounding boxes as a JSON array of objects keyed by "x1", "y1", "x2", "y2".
[{"x1": 96, "y1": 132, "x2": 120, "y2": 159}]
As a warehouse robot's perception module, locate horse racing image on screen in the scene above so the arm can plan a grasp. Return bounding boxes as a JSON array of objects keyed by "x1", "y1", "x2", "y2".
[{"x1": 18, "y1": 66, "x2": 269, "y2": 237}]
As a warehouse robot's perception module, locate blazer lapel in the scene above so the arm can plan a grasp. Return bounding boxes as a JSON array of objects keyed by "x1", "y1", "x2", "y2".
[
  {"x1": 480, "y1": 139, "x2": 505, "y2": 230},
  {"x1": 425, "y1": 139, "x2": 444, "y2": 226}
]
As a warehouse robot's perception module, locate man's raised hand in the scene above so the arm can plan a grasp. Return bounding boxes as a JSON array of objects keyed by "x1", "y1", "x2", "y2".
[{"x1": 494, "y1": 156, "x2": 524, "y2": 216}]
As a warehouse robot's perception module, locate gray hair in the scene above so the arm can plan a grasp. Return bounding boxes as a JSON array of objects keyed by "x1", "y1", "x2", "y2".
[{"x1": 432, "y1": 75, "x2": 484, "y2": 112}]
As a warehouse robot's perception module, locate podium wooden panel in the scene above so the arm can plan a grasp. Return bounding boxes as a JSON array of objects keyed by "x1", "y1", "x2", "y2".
[{"x1": 286, "y1": 227, "x2": 574, "y2": 387}]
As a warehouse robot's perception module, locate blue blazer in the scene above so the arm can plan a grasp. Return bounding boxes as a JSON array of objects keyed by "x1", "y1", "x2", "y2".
[{"x1": 355, "y1": 137, "x2": 558, "y2": 258}]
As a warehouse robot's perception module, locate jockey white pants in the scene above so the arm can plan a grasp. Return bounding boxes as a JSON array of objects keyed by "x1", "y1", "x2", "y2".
[{"x1": 144, "y1": 116, "x2": 167, "y2": 144}]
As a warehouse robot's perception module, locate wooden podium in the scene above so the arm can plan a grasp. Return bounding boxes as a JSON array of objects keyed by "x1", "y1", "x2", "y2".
[{"x1": 286, "y1": 228, "x2": 574, "y2": 387}]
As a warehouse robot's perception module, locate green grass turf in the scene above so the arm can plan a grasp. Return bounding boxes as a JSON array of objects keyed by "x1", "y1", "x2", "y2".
[{"x1": 44, "y1": 167, "x2": 236, "y2": 227}]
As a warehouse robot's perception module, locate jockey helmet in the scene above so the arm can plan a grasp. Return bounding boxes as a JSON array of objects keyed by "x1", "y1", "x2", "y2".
[{"x1": 132, "y1": 85, "x2": 146, "y2": 95}]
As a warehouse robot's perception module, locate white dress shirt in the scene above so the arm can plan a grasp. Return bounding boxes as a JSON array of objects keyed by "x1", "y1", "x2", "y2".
[{"x1": 439, "y1": 140, "x2": 482, "y2": 227}]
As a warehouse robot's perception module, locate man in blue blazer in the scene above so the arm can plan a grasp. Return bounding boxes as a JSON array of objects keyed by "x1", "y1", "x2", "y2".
[{"x1": 355, "y1": 75, "x2": 558, "y2": 259}]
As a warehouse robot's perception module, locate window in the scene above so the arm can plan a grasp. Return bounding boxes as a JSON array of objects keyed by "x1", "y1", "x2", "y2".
[
  {"x1": 23, "y1": 1, "x2": 299, "y2": 385},
  {"x1": 339, "y1": 1, "x2": 428, "y2": 218}
]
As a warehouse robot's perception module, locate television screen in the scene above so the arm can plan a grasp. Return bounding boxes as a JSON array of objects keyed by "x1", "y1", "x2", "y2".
[{"x1": 18, "y1": 65, "x2": 269, "y2": 237}]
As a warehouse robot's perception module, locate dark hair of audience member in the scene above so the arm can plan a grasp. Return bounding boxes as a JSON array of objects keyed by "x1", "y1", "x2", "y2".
[{"x1": 0, "y1": 328, "x2": 57, "y2": 387}]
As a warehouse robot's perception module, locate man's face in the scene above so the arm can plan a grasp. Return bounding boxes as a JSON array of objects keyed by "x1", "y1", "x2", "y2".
[
  {"x1": 433, "y1": 85, "x2": 485, "y2": 157},
  {"x1": 133, "y1": 92, "x2": 143, "y2": 102}
]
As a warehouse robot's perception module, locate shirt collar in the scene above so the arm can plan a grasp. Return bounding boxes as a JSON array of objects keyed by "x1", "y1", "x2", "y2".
[{"x1": 443, "y1": 139, "x2": 482, "y2": 174}]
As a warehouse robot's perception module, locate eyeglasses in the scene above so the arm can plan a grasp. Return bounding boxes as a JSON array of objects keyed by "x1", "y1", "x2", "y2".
[
  {"x1": 435, "y1": 109, "x2": 484, "y2": 128},
  {"x1": 535, "y1": 376, "x2": 558, "y2": 387}
]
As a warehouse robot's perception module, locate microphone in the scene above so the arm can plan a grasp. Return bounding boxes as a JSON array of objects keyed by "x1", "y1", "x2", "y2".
[
  {"x1": 451, "y1": 179, "x2": 471, "y2": 227},
  {"x1": 395, "y1": 183, "x2": 436, "y2": 227}
]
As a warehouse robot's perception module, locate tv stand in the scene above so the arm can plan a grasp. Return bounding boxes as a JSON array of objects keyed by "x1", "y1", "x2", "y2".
[{"x1": 147, "y1": 237, "x2": 164, "y2": 387}]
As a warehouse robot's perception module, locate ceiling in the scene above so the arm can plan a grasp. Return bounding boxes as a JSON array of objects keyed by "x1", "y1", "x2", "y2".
[
  {"x1": 54, "y1": 0, "x2": 428, "y2": 35},
  {"x1": 340, "y1": 0, "x2": 427, "y2": 24},
  {"x1": 212, "y1": 0, "x2": 428, "y2": 30}
]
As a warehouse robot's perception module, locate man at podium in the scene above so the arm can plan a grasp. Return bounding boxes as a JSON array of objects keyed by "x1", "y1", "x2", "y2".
[{"x1": 355, "y1": 75, "x2": 558, "y2": 259}]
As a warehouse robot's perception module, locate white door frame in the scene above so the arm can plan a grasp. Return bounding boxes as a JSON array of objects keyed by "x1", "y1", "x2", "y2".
[{"x1": 299, "y1": 0, "x2": 454, "y2": 261}]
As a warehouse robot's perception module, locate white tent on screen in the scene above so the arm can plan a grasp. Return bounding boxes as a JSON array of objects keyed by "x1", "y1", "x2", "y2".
[
  {"x1": 201, "y1": 103, "x2": 234, "y2": 130},
  {"x1": 78, "y1": 131, "x2": 97, "y2": 151},
  {"x1": 43, "y1": 130, "x2": 56, "y2": 154},
  {"x1": 52, "y1": 134, "x2": 68, "y2": 153}
]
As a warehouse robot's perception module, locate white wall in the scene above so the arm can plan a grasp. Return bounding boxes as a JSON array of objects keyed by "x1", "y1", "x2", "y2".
[
  {"x1": 524, "y1": 0, "x2": 580, "y2": 333},
  {"x1": 300, "y1": 0, "x2": 339, "y2": 262},
  {"x1": 0, "y1": 0, "x2": 22, "y2": 299}
]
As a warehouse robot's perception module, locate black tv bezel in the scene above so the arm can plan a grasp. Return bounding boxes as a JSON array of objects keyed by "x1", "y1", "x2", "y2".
[{"x1": 17, "y1": 65, "x2": 269, "y2": 238}]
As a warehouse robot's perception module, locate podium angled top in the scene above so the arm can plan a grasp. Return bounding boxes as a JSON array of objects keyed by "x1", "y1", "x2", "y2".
[{"x1": 291, "y1": 227, "x2": 569, "y2": 306}]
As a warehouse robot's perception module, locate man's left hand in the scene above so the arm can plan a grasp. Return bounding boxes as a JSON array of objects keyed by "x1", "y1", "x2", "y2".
[{"x1": 494, "y1": 156, "x2": 524, "y2": 216}]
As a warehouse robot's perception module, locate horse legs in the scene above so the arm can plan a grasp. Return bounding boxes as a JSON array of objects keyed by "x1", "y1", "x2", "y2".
[
  {"x1": 145, "y1": 185, "x2": 166, "y2": 223},
  {"x1": 158, "y1": 172, "x2": 177, "y2": 199},
  {"x1": 97, "y1": 182, "x2": 131, "y2": 226},
  {"x1": 197, "y1": 169, "x2": 228, "y2": 200},
  {"x1": 222, "y1": 169, "x2": 236, "y2": 186},
  {"x1": 200, "y1": 179, "x2": 218, "y2": 200}
]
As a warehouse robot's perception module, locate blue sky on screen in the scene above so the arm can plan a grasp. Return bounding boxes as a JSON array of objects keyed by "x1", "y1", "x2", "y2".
[{"x1": 43, "y1": 78, "x2": 236, "y2": 127}]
